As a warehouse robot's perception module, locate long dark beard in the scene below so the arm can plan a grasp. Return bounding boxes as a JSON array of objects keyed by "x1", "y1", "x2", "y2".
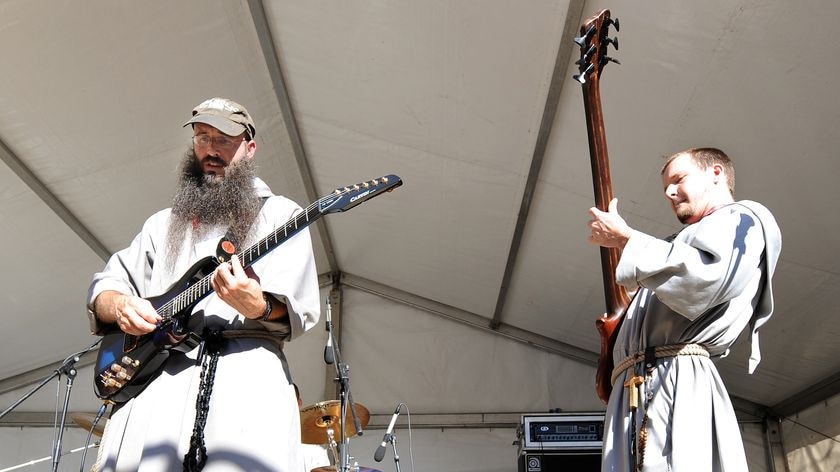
[{"x1": 163, "y1": 148, "x2": 261, "y2": 272}]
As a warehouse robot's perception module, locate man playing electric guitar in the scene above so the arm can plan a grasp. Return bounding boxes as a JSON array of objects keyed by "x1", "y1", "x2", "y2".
[{"x1": 87, "y1": 97, "x2": 320, "y2": 471}]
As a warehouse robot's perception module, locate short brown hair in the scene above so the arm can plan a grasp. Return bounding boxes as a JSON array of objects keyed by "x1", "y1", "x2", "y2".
[{"x1": 662, "y1": 147, "x2": 735, "y2": 197}]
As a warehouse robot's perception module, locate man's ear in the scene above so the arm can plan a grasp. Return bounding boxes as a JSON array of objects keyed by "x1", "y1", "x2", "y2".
[
  {"x1": 245, "y1": 140, "x2": 257, "y2": 158},
  {"x1": 711, "y1": 163, "x2": 724, "y2": 184}
]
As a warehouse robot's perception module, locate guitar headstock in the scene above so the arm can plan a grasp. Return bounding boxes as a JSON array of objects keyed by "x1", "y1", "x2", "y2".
[
  {"x1": 318, "y1": 174, "x2": 403, "y2": 214},
  {"x1": 572, "y1": 9, "x2": 620, "y2": 85}
]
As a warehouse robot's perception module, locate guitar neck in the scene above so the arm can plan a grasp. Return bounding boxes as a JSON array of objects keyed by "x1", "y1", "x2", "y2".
[
  {"x1": 239, "y1": 199, "x2": 324, "y2": 267},
  {"x1": 581, "y1": 77, "x2": 630, "y2": 314},
  {"x1": 162, "y1": 197, "x2": 328, "y2": 320}
]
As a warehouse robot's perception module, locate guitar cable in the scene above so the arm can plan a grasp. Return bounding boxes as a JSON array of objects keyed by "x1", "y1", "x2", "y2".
[{"x1": 79, "y1": 403, "x2": 108, "y2": 472}]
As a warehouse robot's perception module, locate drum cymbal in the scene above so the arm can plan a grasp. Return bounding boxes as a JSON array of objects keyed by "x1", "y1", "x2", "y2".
[
  {"x1": 70, "y1": 412, "x2": 106, "y2": 437},
  {"x1": 300, "y1": 400, "x2": 370, "y2": 445}
]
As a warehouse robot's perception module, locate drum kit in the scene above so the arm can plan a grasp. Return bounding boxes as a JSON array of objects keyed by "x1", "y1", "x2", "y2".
[{"x1": 299, "y1": 399, "x2": 382, "y2": 472}]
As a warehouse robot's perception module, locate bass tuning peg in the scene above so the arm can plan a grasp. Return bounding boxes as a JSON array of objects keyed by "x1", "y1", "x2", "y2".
[
  {"x1": 575, "y1": 44, "x2": 597, "y2": 66},
  {"x1": 604, "y1": 36, "x2": 619, "y2": 51},
  {"x1": 606, "y1": 17, "x2": 620, "y2": 32},
  {"x1": 573, "y1": 24, "x2": 597, "y2": 48},
  {"x1": 573, "y1": 63, "x2": 595, "y2": 84}
]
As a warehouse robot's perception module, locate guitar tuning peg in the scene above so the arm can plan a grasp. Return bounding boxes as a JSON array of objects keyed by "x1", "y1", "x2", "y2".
[
  {"x1": 573, "y1": 63, "x2": 595, "y2": 84},
  {"x1": 573, "y1": 24, "x2": 597, "y2": 48},
  {"x1": 606, "y1": 17, "x2": 620, "y2": 32},
  {"x1": 604, "y1": 36, "x2": 619, "y2": 51}
]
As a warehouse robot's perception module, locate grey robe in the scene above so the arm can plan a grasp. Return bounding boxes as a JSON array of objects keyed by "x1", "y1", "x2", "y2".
[
  {"x1": 602, "y1": 201, "x2": 781, "y2": 472},
  {"x1": 87, "y1": 178, "x2": 320, "y2": 472}
]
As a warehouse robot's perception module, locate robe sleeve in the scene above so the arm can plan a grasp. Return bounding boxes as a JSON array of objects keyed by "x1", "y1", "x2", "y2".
[
  {"x1": 615, "y1": 204, "x2": 768, "y2": 321},
  {"x1": 86, "y1": 210, "x2": 169, "y2": 335},
  {"x1": 250, "y1": 196, "x2": 320, "y2": 341}
]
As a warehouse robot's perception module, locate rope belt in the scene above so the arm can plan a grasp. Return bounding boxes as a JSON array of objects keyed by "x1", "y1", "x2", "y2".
[{"x1": 611, "y1": 343, "x2": 709, "y2": 386}]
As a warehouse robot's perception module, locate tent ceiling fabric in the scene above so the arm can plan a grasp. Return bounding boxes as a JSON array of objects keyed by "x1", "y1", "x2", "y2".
[{"x1": 1, "y1": 0, "x2": 838, "y2": 425}]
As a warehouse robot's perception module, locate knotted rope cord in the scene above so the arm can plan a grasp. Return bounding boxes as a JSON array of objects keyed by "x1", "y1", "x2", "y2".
[
  {"x1": 181, "y1": 329, "x2": 283, "y2": 471},
  {"x1": 636, "y1": 413, "x2": 649, "y2": 471},
  {"x1": 183, "y1": 330, "x2": 224, "y2": 472}
]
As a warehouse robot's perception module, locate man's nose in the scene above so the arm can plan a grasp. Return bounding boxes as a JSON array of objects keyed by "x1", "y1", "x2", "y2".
[
  {"x1": 205, "y1": 143, "x2": 221, "y2": 155},
  {"x1": 665, "y1": 184, "x2": 677, "y2": 198}
]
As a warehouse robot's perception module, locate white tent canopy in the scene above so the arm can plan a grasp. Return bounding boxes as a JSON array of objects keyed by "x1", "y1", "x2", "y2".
[{"x1": 1, "y1": 1, "x2": 838, "y2": 471}]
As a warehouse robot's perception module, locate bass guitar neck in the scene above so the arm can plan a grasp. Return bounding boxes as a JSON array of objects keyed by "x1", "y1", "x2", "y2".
[{"x1": 573, "y1": 9, "x2": 630, "y2": 404}]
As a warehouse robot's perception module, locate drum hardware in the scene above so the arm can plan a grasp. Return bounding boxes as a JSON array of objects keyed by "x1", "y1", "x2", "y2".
[{"x1": 320, "y1": 293, "x2": 369, "y2": 472}]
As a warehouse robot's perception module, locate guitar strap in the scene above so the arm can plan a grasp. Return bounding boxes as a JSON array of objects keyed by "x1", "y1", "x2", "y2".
[{"x1": 184, "y1": 196, "x2": 269, "y2": 472}]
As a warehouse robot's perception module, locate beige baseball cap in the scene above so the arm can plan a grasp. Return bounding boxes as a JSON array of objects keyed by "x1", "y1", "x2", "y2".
[{"x1": 183, "y1": 97, "x2": 256, "y2": 138}]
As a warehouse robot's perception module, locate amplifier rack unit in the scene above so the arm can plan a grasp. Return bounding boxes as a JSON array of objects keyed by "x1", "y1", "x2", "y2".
[{"x1": 521, "y1": 413, "x2": 604, "y2": 450}]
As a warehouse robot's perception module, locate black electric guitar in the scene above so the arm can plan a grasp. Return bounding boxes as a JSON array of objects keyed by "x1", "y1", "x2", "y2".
[
  {"x1": 94, "y1": 174, "x2": 403, "y2": 402},
  {"x1": 573, "y1": 10, "x2": 629, "y2": 404}
]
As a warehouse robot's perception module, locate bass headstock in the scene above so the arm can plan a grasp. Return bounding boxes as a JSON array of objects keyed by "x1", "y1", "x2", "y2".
[{"x1": 572, "y1": 9, "x2": 620, "y2": 85}]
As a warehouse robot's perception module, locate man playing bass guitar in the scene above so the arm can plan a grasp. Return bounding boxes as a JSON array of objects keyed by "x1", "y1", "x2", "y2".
[{"x1": 588, "y1": 147, "x2": 781, "y2": 471}]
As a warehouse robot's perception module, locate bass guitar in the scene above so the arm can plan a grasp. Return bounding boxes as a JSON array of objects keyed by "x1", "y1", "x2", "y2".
[
  {"x1": 94, "y1": 174, "x2": 403, "y2": 402},
  {"x1": 573, "y1": 10, "x2": 630, "y2": 404}
]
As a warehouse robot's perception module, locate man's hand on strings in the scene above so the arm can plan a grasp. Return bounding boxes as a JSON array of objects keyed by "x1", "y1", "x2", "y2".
[
  {"x1": 211, "y1": 254, "x2": 267, "y2": 319},
  {"x1": 95, "y1": 291, "x2": 160, "y2": 336},
  {"x1": 588, "y1": 198, "x2": 632, "y2": 249}
]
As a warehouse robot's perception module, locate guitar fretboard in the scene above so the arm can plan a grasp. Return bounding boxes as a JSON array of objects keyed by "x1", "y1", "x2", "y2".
[{"x1": 157, "y1": 193, "x2": 335, "y2": 321}]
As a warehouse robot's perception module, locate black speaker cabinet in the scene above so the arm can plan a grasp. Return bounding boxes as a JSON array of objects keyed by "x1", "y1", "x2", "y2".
[{"x1": 518, "y1": 450, "x2": 602, "y2": 471}]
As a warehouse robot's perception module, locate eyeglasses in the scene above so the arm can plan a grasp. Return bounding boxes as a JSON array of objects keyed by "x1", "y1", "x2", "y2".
[{"x1": 192, "y1": 134, "x2": 246, "y2": 150}]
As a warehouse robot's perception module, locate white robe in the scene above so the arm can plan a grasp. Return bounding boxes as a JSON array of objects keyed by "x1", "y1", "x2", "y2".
[
  {"x1": 87, "y1": 178, "x2": 320, "y2": 472},
  {"x1": 602, "y1": 201, "x2": 781, "y2": 472}
]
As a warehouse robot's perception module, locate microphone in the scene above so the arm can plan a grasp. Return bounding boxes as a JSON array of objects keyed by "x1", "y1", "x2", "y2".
[
  {"x1": 374, "y1": 403, "x2": 402, "y2": 462},
  {"x1": 323, "y1": 297, "x2": 335, "y2": 365}
]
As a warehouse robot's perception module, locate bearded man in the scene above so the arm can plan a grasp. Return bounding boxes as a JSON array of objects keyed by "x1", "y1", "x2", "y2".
[{"x1": 87, "y1": 97, "x2": 319, "y2": 471}]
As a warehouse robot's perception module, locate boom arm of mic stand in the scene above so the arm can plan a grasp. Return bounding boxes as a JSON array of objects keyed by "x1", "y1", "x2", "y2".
[{"x1": 0, "y1": 338, "x2": 101, "y2": 421}]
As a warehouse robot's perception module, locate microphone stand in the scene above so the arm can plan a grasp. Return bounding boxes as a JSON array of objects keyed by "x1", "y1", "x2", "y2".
[
  {"x1": 386, "y1": 434, "x2": 402, "y2": 472},
  {"x1": 0, "y1": 338, "x2": 101, "y2": 472},
  {"x1": 324, "y1": 296, "x2": 364, "y2": 472}
]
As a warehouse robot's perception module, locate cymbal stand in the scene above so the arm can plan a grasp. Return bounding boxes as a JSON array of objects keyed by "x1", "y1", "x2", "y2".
[
  {"x1": 0, "y1": 338, "x2": 101, "y2": 472},
  {"x1": 324, "y1": 296, "x2": 363, "y2": 472},
  {"x1": 326, "y1": 429, "x2": 340, "y2": 466}
]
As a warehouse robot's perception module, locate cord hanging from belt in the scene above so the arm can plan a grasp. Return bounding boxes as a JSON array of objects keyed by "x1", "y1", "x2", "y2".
[{"x1": 183, "y1": 329, "x2": 225, "y2": 472}]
